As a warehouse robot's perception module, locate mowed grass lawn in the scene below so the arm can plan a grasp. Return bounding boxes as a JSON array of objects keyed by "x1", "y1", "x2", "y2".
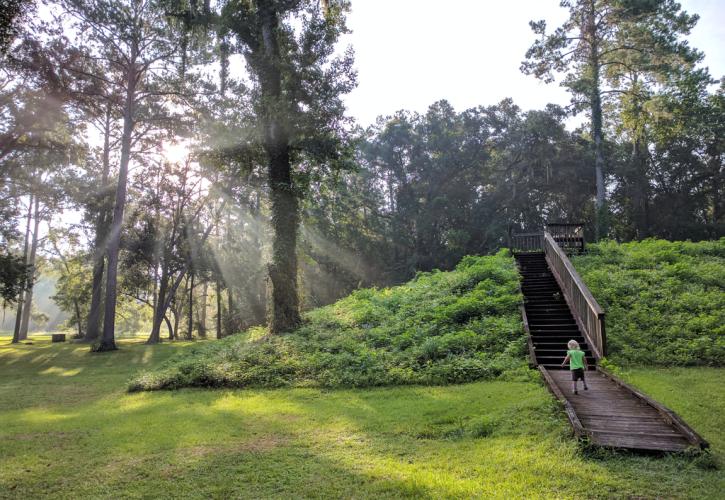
[{"x1": 1, "y1": 335, "x2": 723, "y2": 499}]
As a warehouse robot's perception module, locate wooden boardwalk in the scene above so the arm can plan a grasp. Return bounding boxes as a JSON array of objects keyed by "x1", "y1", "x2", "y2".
[
  {"x1": 512, "y1": 231, "x2": 707, "y2": 453},
  {"x1": 544, "y1": 368, "x2": 695, "y2": 452}
]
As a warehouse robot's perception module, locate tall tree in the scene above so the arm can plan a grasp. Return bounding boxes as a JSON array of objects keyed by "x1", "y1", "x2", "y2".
[
  {"x1": 16, "y1": 192, "x2": 39, "y2": 340},
  {"x1": 521, "y1": 0, "x2": 699, "y2": 239},
  {"x1": 10, "y1": 194, "x2": 33, "y2": 343},
  {"x1": 61, "y1": 0, "x2": 184, "y2": 350},
  {"x1": 83, "y1": 103, "x2": 117, "y2": 342},
  {"x1": 179, "y1": 0, "x2": 355, "y2": 333}
]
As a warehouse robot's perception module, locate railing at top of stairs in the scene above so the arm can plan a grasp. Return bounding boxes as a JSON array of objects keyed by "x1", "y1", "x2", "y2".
[{"x1": 542, "y1": 232, "x2": 606, "y2": 359}]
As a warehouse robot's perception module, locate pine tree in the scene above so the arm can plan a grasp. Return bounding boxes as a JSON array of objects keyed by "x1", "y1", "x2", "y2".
[
  {"x1": 174, "y1": 0, "x2": 355, "y2": 333},
  {"x1": 61, "y1": 0, "x2": 185, "y2": 350},
  {"x1": 522, "y1": 0, "x2": 699, "y2": 239}
]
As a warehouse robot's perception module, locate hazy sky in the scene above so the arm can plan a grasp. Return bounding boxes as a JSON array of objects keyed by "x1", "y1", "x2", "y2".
[{"x1": 341, "y1": 0, "x2": 725, "y2": 127}]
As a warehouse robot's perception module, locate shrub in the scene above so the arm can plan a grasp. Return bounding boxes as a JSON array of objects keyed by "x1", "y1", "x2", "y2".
[
  {"x1": 572, "y1": 238, "x2": 725, "y2": 367},
  {"x1": 129, "y1": 250, "x2": 526, "y2": 391}
]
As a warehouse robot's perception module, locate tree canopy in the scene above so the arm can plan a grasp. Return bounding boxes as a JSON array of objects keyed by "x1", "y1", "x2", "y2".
[{"x1": 0, "y1": 0, "x2": 721, "y2": 345}]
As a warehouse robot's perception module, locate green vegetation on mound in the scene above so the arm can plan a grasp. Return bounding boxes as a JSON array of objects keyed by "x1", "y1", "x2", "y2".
[
  {"x1": 572, "y1": 239, "x2": 725, "y2": 366},
  {"x1": 130, "y1": 251, "x2": 527, "y2": 391}
]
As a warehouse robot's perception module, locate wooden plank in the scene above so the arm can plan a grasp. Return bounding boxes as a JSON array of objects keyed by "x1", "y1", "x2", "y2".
[
  {"x1": 576, "y1": 406, "x2": 661, "y2": 413},
  {"x1": 584, "y1": 425, "x2": 680, "y2": 435},
  {"x1": 592, "y1": 433, "x2": 689, "y2": 446},
  {"x1": 574, "y1": 406, "x2": 657, "y2": 414},
  {"x1": 591, "y1": 430, "x2": 689, "y2": 442},
  {"x1": 596, "y1": 367, "x2": 709, "y2": 449},
  {"x1": 586, "y1": 427, "x2": 680, "y2": 435},
  {"x1": 592, "y1": 435, "x2": 690, "y2": 452},
  {"x1": 588, "y1": 430, "x2": 685, "y2": 439},
  {"x1": 578, "y1": 412, "x2": 658, "y2": 419},
  {"x1": 581, "y1": 415, "x2": 665, "y2": 423},
  {"x1": 582, "y1": 416, "x2": 678, "y2": 425}
]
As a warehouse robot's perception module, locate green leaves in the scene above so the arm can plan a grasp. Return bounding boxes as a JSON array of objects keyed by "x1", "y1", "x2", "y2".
[
  {"x1": 573, "y1": 238, "x2": 725, "y2": 366},
  {"x1": 129, "y1": 250, "x2": 527, "y2": 391}
]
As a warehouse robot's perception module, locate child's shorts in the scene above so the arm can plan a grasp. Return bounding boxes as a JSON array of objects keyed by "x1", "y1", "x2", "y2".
[{"x1": 571, "y1": 368, "x2": 585, "y2": 381}]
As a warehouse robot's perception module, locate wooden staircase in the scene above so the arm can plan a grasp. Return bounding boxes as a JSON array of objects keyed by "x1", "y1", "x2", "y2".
[
  {"x1": 517, "y1": 253, "x2": 595, "y2": 370},
  {"x1": 511, "y1": 229, "x2": 708, "y2": 453}
]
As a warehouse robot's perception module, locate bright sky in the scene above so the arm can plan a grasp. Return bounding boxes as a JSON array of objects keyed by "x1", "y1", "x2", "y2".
[{"x1": 341, "y1": 0, "x2": 725, "y2": 127}]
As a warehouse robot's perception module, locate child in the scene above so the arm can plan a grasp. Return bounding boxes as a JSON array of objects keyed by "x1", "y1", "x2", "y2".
[{"x1": 561, "y1": 339, "x2": 588, "y2": 394}]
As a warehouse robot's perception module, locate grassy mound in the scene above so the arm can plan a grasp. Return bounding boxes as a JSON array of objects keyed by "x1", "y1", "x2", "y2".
[
  {"x1": 129, "y1": 250, "x2": 527, "y2": 391},
  {"x1": 572, "y1": 238, "x2": 725, "y2": 366}
]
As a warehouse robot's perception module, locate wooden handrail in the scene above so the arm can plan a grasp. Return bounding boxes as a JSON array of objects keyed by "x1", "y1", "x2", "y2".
[
  {"x1": 539, "y1": 367, "x2": 587, "y2": 439},
  {"x1": 543, "y1": 232, "x2": 606, "y2": 358}
]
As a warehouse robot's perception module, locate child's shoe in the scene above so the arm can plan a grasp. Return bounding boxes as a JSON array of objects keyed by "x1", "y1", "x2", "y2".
[
  {"x1": 574, "y1": 390, "x2": 578, "y2": 395},
  {"x1": 584, "y1": 386, "x2": 588, "y2": 391}
]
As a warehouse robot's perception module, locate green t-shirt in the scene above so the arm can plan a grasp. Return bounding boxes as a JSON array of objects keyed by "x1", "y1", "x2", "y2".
[{"x1": 567, "y1": 349, "x2": 585, "y2": 370}]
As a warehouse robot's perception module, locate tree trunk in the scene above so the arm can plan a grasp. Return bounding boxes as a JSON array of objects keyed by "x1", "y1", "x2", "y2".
[
  {"x1": 148, "y1": 266, "x2": 169, "y2": 344},
  {"x1": 186, "y1": 272, "x2": 194, "y2": 340},
  {"x1": 73, "y1": 300, "x2": 83, "y2": 338},
  {"x1": 11, "y1": 193, "x2": 33, "y2": 344},
  {"x1": 216, "y1": 279, "x2": 222, "y2": 339},
  {"x1": 99, "y1": 56, "x2": 138, "y2": 352},
  {"x1": 267, "y1": 145, "x2": 301, "y2": 333},
  {"x1": 707, "y1": 143, "x2": 722, "y2": 236},
  {"x1": 171, "y1": 299, "x2": 180, "y2": 340},
  {"x1": 587, "y1": 0, "x2": 607, "y2": 240},
  {"x1": 631, "y1": 137, "x2": 650, "y2": 239},
  {"x1": 18, "y1": 195, "x2": 40, "y2": 340},
  {"x1": 199, "y1": 280, "x2": 208, "y2": 337},
  {"x1": 164, "y1": 313, "x2": 174, "y2": 339},
  {"x1": 85, "y1": 104, "x2": 113, "y2": 342},
  {"x1": 258, "y1": 4, "x2": 301, "y2": 333},
  {"x1": 226, "y1": 285, "x2": 234, "y2": 335}
]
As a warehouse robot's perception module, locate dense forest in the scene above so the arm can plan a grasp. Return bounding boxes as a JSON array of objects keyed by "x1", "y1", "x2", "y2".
[{"x1": 0, "y1": 0, "x2": 722, "y2": 350}]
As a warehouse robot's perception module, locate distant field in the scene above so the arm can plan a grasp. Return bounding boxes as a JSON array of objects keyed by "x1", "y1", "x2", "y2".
[{"x1": 0, "y1": 335, "x2": 722, "y2": 499}]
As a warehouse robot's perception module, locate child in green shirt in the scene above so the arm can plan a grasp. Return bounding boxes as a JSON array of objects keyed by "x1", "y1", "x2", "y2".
[{"x1": 561, "y1": 339, "x2": 588, "y2": 394}]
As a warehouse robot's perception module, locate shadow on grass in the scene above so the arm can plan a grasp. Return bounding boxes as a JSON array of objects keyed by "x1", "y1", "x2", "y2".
[
  {"x1": 1, "y1": 340, "x2": 722, "y2": 498},
  {"x1": 0, "y1": 382, "x2": 580, "y2": 498},
  {"x1": 0, "y1": 337, "x2": 198, "y2": 412},
  {"x1": 4, "y1": 379, "x2": 720, "y2": 498}
]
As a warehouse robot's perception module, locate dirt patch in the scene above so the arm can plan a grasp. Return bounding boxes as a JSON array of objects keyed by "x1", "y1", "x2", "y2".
[
  {"x1": 156, "y1": 436, "x2": 288, "y2": 478},
  {"x1": 8, "y1": 431, "x2": 75, "y2": 441},
  {"x1": 277, "y1": 413, "x2": 302, "y2": 422},
  {"x1": 182, "y1": 435, "x2": 287, "y2": 458},
  {"x1": 103, "y1": 435, "x2": 289, "y2": 479}
]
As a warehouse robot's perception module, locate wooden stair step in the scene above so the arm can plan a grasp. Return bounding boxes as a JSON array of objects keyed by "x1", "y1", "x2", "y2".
[{"x1": 517, "y1": 251, "x2": 706, "y2": 453}]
